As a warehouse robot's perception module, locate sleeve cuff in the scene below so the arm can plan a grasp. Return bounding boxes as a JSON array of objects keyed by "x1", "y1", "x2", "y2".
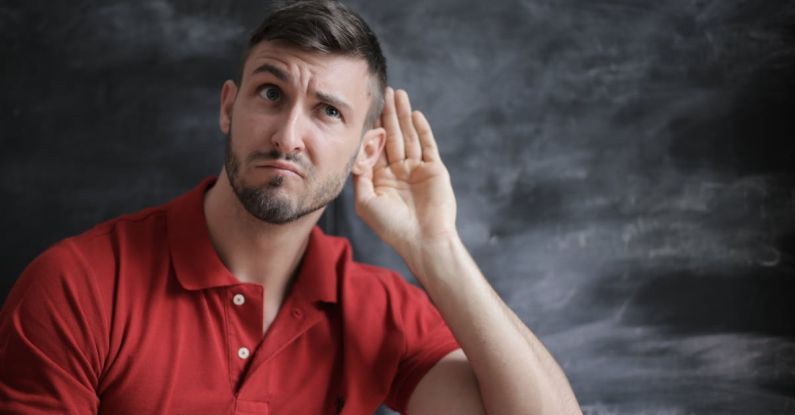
[{"x1": 386, "y1": 339, "x2": 461, "y2": 414}]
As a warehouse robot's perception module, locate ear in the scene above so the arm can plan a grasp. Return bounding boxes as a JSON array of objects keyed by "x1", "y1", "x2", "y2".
[
  {"x1": 352, "y1": 127, "x2": 386, "y2": 176},
  {"x1": 219, "y1": 80, "x2": 238, "y2": 135}
]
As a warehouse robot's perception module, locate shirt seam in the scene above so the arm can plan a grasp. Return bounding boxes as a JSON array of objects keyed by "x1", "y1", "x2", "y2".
[
  {"x1": 222, "y1": 288, "x2": 234, "y2": 391},
  {"x1": 75, "y1": 208, "x2": 169, "y2": 241},
  {"x1": 61, "y1": 238, "x2": 109, "y2": 389}
]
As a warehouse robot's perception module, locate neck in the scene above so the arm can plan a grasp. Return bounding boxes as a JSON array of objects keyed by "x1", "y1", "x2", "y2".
[{"x1": 203, "y1": 171, "x2": 323, "y2": 290}]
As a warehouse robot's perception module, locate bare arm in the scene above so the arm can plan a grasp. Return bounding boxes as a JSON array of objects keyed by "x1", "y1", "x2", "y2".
[
  {"x1": 353, "y1": 87, "x2": 581, "y2": 414},
  {"x1": 403, "y1": 234, "x2": 581, "y2": 415}
]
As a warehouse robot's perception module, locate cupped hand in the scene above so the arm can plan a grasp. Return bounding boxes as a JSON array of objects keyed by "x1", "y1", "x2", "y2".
[{"x1": 353, "y1": 87, "x2": 458, "y2": 256}]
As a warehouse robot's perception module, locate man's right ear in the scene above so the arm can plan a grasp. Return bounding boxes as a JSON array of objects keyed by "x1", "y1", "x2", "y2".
[{"x1": 219, "y1": 80, "x2": 238, "y2": 135}]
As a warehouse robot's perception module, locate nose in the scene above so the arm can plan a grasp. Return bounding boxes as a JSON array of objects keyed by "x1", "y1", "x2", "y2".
[{"x1": 271, "y1": 105, "x2": 306, "y2": 155}]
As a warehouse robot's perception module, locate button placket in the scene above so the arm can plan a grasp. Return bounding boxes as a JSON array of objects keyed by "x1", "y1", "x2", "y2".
[{"x1": 226, "y1": 286, "x2": 263, "y2": 388}]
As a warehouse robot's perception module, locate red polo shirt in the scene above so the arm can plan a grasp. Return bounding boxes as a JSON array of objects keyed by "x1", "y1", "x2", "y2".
[{"x1": 0, "y1": 178, "x2": 459, "y2": 414}]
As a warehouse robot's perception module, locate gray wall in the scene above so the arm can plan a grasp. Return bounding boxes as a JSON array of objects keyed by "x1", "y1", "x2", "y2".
[{"x1": 2, "y1": 1, "x2": 794, "y2": 414}]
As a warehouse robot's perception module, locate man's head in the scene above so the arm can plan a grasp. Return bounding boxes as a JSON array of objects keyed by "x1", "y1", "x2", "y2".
[
  {"x1": 219, "y1": 0, "x2": 387, "y2": 225},
  {"x1": 243, "y1": 0, "x2": 387, "y2": 130}
]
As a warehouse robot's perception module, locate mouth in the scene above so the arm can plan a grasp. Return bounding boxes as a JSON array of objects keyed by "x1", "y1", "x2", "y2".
[{"x1": 254, "y1": 160, "x2": 304, "y2": 178}]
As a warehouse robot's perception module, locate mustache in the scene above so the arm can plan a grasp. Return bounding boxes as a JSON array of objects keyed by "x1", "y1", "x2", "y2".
[{"x1": 247, "y1": 149, "x2": 297, "y2": 163}]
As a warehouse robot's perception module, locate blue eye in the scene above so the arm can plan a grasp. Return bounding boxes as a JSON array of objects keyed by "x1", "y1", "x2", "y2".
[
  {"x1": 260, "y1": 85, "x2": 281, "y2": 102},
  {"x1": 324, "y1": 105, "x2": 341, "y2": 119}
]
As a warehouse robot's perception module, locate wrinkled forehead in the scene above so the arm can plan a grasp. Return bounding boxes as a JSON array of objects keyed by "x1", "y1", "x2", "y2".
[{"x1": 242, "y1": 41, "x2": 373, "y2": 99}]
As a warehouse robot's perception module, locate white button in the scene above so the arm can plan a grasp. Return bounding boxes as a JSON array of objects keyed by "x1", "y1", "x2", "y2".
[
  {"x1": 232, "y1": 294, "x2": 245, "y2": 306},
  {"x1": 238, "y1": 347, "x2": 250, "y2": 359}
]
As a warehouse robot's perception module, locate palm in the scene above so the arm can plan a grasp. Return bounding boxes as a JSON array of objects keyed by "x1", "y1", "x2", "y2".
[{"x1": 353, "y1": 88, "x2": 457, "y2": 253}]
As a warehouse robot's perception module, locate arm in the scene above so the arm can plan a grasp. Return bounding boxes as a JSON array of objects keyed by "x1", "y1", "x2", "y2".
[
  {"x1": 0, "y1": 243, "x2": 102, "y2": 414},
  {"x1": 353, "y1": 87, "x2": 581, "y2": 415}
]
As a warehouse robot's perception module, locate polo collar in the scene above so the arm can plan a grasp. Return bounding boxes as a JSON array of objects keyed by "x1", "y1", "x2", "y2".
[{"x1": 166, "y1": 177, "x2": 342, "y2": 305}]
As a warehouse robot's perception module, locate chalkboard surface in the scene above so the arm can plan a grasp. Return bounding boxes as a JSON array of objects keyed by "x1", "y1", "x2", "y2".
[{"x1": 2, "y1": 1, "x2": 794, "y2": 413}]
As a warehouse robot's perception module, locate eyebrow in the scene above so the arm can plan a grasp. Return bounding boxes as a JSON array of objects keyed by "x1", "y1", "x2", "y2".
[
  {"x1": 252, "y1": 63, "x2": 289, "y2": 81},
  {"x1": 316, "y1": 91, "x2": 352, "y2": 114},
  {"x1": 251, "y1": 62, "x2": 353, "y2": 114}
]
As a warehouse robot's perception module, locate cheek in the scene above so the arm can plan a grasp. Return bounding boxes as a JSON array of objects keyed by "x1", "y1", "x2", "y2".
[
  {"x1": 231, "y1": 112, "x2": 276, "y2": 147},
  {"x1": 308, "y1": 130, "x2": 360, "y2": 162},
  {"x1": 234, "y1": 110, "x2": 265, "y2": 132}
]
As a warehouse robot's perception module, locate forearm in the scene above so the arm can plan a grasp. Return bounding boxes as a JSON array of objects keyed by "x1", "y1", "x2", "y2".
[{"x1": 401, "y1": 234, "x2": 581, "y2": 415}]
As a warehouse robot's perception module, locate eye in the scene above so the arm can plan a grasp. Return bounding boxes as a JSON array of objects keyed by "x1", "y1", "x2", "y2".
[
  {"x1": 323, "y1": 105, "x2": 341, "y2": 119},
  {"x1": 259, "y1": 85, "x2": 282, "y2": 102}
]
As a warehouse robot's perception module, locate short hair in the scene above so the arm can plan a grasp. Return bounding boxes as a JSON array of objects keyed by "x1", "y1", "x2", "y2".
[{"x1": 243, "y1": 0, "x2": 387, "y2": 130}]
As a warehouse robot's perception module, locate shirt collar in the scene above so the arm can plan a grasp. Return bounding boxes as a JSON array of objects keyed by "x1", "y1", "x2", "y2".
[{"x1": 166, "y1": 177, "x2": 343, "y2": 305}]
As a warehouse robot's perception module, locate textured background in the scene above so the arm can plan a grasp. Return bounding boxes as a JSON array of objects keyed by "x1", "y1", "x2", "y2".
[{"x1": 2, "y1": 0, "x2": 794, "y2": 413}]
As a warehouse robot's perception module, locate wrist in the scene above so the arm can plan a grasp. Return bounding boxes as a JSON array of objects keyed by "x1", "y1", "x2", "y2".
[
  {"x1": 399, "y1": 230, "x2": 466, "y2": 281},
  {"x1": 396, "y1": 227, "x2": 459, "y2": 257}
]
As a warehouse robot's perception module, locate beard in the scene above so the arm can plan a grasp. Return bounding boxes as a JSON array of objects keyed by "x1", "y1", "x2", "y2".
[{"x1": 223, "y1": 129, "x2": 355, "y2": 225}]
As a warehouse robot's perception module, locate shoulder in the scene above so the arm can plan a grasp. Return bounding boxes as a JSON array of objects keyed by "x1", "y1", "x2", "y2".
[
  {"x1": 312, "y1": 230, "x2": 430, "y2": 306},
  {"x1": 331, "y1": 241, "x2": 437, "y2": 330},
  {"x1": 327, "y1": 238, "x2": 424, "y2": 302},
  {"x1": 346, "y1": 261, "x2": 423, "y2": 303},
  {"x1": 0, "y1": 210, "x2": 173, "y2": 403},
  {"x1": 309, "y1": 230, "x2": 401, "y2": 287},
  {"x1": 70, "y1": 204, "x2": 169, "y2": 261},
  {"x1": 7, "y1": 204, "x2": 170, "y2": 309},
  {"x1": 76, "y1": 204, "x2": 169, "y2": 253}
]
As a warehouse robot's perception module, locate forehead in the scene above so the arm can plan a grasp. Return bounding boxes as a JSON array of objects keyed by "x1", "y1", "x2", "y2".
[{"x1": 242, "y1": 41, "x2": 372, "y2": 99}]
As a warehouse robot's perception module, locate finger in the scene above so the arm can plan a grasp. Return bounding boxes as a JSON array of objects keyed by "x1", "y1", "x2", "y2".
[
  {"x1": 412, "y1": 110, "x2": 441, "y2": 162},
  {"x1": 352, "y1": 173, "x2": 375, "y2": 208},
  {"x1": 374, "y1": 147, "x2": 388, "y2": 170},
  {"x1": 381, "y1": 87, "x2": 405, "y2": 165},
  {"x1": 395, "y1": 89, "x2": 421, "y2": 161}
]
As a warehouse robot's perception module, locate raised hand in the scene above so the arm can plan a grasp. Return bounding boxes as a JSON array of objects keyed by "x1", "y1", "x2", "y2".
[
  {"x1": 353, "y1": 89, "x2": 583, "y2": 415},
  {"x1": 353, "y1": 87, "x2": 458, "y2": 257}
]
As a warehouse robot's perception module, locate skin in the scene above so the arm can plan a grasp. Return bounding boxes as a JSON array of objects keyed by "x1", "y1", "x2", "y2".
[
  {"x1": 205, "y1": 40, "x2": 582, "y2": 414},
  {"x1": 205, "y1": 41, "x2": 385, "y2": 331}
]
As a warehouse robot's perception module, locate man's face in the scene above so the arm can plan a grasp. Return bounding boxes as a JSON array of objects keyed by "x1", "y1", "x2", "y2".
[{"x1": 219, "y1": 41, "x2": 376, "y2": 224}]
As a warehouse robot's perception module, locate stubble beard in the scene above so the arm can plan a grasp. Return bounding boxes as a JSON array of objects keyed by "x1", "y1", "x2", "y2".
[{"x1": 224, "y1": 129, "x2": 355, "y2": 225}]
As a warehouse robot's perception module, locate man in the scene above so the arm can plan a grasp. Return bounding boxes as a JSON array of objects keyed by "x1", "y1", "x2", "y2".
[{"x1": 0, "y1": 1, "x2": 581, "y2": 414}]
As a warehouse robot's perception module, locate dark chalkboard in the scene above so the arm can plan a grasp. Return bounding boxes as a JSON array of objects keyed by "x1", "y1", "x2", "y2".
[{"x1": 2, "y1": 1, "x2": 794, "y2": 413}]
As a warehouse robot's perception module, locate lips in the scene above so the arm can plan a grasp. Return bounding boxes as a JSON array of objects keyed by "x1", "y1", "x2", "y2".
[{"x1": 254, "y1": 160, "x2": 304, "y2": 178}]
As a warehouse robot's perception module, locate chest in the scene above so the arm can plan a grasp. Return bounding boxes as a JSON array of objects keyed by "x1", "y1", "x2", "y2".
[{"x1": 97, "y1": 284, "x2": 347, "y2": 414}]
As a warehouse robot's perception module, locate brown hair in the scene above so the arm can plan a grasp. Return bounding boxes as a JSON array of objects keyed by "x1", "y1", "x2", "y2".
[{"x1": 243, "y1": 0, "x2": 387, "y2": 129}]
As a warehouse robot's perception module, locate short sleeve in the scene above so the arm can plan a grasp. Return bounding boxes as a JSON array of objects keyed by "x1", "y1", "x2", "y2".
[
  {"x1": 0, "y1": 241, "x2": 105, "y2": 414},
  {"x1": 383, "y1": 275, "x2": 460, "y2": 414}
]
